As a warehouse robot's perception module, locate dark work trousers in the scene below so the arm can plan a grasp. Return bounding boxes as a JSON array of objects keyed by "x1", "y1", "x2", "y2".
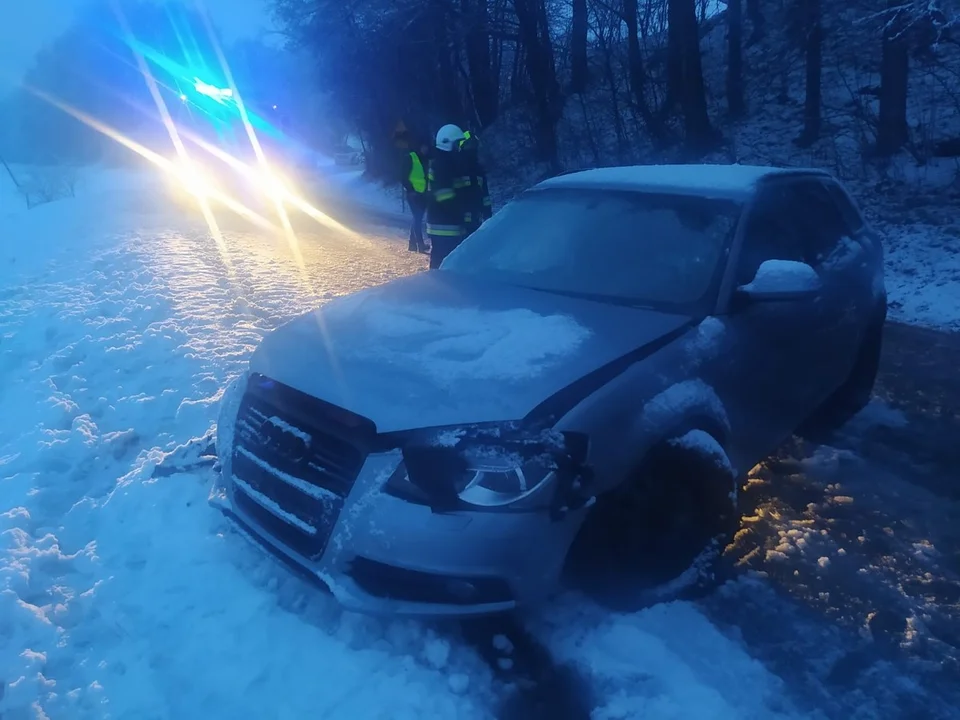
[
  {"x1": 428, "y1": 232, "x2": 463, "y2": 269},
  {"x1": 407, "y1": 192, "x2": 427, "y2": 252}
]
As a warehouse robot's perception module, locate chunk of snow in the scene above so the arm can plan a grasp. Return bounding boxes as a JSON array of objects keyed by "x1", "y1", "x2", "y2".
[
  {"x1": 265, "y1": 414, "x2": 312, "y2": 442},
  {"x1": 215, "y1": 373, "x2": 247, "y2": 462},
  {"x1": 640, "y1": 379, "x2": 729, "y2": 435},
  {"x1": 687, "y1": 316, "x2": 725, "y2": 355},
  {"x1": 741, "y1": 260, "x2": 821, "y2": 294},
  {"x1": 235, "y1": 446, "x2": 339, "y2": 504},
  {"x1": 492, "y1": 634, "x2": 515, "y2": 654},
  {"x1": 232, "y1": 476, "x2": 317, "y2": 535},
  {"x1": 668, "y1": 429, "x2": 735, "y2": 477}
]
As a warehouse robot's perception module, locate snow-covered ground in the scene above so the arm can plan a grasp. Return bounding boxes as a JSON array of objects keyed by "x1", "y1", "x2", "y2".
[
  {"x1": 880, "y1": 224, "x2": 960, "y2": 332},
  {"x1": 0, "y1": 167, "x2": 808, "y2": 719},
  {"x1": 314, "y1": 167, "x2": 409, "y2": 223}
]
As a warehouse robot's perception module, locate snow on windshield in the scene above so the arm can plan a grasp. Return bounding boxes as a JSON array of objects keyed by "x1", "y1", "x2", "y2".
[
  {"x1": 346, "y1": 300, "x2": 592, "y2": 386},
  {"x1": 443, "y1": 188, "x2": 741, "y2": 308}
]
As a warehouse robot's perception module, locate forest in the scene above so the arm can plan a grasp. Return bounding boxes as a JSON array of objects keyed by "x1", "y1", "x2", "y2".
[
  {"x1": 271, "y1": 0, "x2": 960, "y2": 194},
  {"x1": 2, "y1": 0, "x2": 958, "y2": 203}
]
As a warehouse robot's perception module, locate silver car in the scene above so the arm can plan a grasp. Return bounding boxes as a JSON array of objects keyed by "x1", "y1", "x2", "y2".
[{"x1": 211, "y1": 164, "x2": 887, "y2": 617}]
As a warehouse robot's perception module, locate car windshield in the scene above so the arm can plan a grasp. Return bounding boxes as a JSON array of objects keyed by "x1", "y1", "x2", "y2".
[{"x1": 442, "y1": 187, "x2": 742, "y2": 310}]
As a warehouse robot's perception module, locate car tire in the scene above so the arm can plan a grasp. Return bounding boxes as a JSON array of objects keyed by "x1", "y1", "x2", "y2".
[
  {"x1": 801, "y1": 318, "x2": 883, "y2": 436},
  {"x1": 563, "y1": 435, "x2": 739, "y2": 611}
]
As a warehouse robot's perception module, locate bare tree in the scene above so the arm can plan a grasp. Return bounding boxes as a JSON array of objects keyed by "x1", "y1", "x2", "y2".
[
  {"x1": 622, "y1": 0, "x2": 657, "y2": 133},
  {"x1": 668, "y1": 0, "x2": 717, "y2": 153},
  {"x1": 727, "y1": 0, "x2": 746, "y2": 118},
  {"x1": 463, "y1": 0, "x2": 498, "y2": 127},
  {"x1": 571, "y1": 0, "x2": 589, "y2": 94},
  {"x1": 876, "y1": 1, "x2": 911, "y2": 154},
  {"x1": 796, "y1": 0, "x2": 822, "y2": 147},
  {"x1": 746, "y1": 0, "x2": 765, "y2": 44},
  {"x1": 514, "y1": 0, "x2": 563, "y2": 163}
]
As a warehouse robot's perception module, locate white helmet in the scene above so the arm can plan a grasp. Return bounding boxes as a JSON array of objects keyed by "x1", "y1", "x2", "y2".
[{"x1": 435, "y1": 124, "x2": 464, "y2": 152}]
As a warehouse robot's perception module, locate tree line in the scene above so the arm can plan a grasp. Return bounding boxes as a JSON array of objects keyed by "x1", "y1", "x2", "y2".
[{"x1": 272, "y1": 0, "x2": 960, "y2": 177}]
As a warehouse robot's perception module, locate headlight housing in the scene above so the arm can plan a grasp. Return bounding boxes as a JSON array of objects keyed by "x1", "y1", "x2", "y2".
[{"x1": 382, "y1": 422, "x2": 591, "y2": 514}]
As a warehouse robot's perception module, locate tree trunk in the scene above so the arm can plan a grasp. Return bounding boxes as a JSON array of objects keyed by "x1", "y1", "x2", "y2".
[
  {"x1": 877, "y1": 2, "x2": 910, "y2": 155},
  {"x1": 663, "y1": 0, "x2": 684, "y2": 116},
  {"x1": 596, "y1": 23, "x2": 628, "y2": 156},
  {"x1": 746, "y1": 0, "x2": 765, "y2": 44},
  {"x1": 570, "y1": 0, "x2": 588, "y2": 93},
  {"x1": 514, "y1": 0, "x2": 561, "y2": 164},
  {"x1": 622, "y1": 0, "x2": 656, "y2": 131},
  {"x1": 727, "y1": 0, "x2": 745, "y2": 118},
  {"x1": 796, "y1": 0, "x2": 822, "y2": 147},
  {"x1": 434, "y1": 11, "x2": 463, "y2": 122},
  {"x1": 463, "y1": 0, "x2": 498, "y2": 127},
  {"x1": 670, "y1": 0, "x2": 717, "y2": 153}
]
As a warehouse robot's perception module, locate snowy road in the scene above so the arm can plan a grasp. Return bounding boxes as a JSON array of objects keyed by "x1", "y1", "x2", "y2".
[{"x1": 1, "y1": 167, "x2": 957, "y2": 719}]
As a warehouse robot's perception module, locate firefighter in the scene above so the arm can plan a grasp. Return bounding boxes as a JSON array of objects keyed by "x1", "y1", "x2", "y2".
[
  {"x1": 426, "y1": 124, "x2": 466, "y2": 269},
  {"x1": 402, "y1": 141, "x2": 429, "y2": 253},
  {"x1": 457, "y1": 130, "x2": 493, "y2": 238}
]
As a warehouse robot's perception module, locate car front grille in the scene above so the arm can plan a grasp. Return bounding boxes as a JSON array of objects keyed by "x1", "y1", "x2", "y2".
[{"x1": 230, "y1": 373, "x2": 376, "y2": 560}]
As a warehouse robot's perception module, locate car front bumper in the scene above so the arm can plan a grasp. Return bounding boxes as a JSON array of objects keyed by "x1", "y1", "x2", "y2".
[{"x1": 212, "y1": 382, "x2": 582, "y2": 617}]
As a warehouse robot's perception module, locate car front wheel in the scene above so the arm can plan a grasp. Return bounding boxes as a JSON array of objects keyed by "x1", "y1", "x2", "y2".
[{"x1": 564, "y1": 434, "x2": 739, "y2": 611}]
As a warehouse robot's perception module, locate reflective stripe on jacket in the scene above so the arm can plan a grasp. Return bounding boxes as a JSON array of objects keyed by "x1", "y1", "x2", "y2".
[{"x1": 426, "y1": 223, "x2": 462, "y2": 237}]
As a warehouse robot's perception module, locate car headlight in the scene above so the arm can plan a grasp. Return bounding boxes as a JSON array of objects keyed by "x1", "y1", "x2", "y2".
[
  {"x1": 168, "y1": 158, "x2": 220, "y2": 198},
  {"x1": 382, "y1": 423, "x2": 591, "y2": 514},
  {"x1": 241, "y1": 162, "x2": 296, "y2": 201}
]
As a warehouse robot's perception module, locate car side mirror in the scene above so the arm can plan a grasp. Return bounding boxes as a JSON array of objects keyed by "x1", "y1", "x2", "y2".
[{"x1": 735, "y1": 260, "x2": 822, "y2": 303}]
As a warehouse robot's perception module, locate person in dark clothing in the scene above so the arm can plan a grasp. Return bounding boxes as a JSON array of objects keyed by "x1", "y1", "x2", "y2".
[
  {"x1": 401, "y1": 143, "x2": 429, "y2": 253},
  {"x1": 457, "y1": 130, "x2": 493, "y2": 238},
  {"x1": 426, "y1": 124, "x2": 466, "y2": 269}
]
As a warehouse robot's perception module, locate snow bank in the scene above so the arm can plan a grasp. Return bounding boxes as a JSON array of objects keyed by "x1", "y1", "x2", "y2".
[
  {"x1": 1, "y1": 165, "x2": 164, "y2": 285},
  {"x1": 529, "y1": 595, "x2": 802, "y2": 720}
]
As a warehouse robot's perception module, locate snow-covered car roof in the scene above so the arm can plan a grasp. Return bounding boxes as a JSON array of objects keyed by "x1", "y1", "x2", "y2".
[{"x1": 536, "y1": 164, "x2": 831, "y2": 199}]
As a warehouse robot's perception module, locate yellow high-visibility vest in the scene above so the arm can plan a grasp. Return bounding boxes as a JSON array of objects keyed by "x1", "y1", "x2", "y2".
[{"x1": 409, "y1": 152, "x2": 426, "y2": 193}]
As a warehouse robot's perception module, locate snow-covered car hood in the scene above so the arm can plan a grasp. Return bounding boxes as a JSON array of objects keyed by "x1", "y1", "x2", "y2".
[{"x1": 249, "y1": 272, "x2": 693, "y2": 432}]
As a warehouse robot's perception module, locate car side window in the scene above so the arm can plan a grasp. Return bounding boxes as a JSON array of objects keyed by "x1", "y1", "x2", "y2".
[
  {"x1": 736, "y1": 185, "x2": 807, "y2": 285},
  {"x1": 823, "y1": 180, "x2": 865, "y2": 234},
  {"x1": 790, "y1": 180, "x2": 848, "y2": 264}
]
